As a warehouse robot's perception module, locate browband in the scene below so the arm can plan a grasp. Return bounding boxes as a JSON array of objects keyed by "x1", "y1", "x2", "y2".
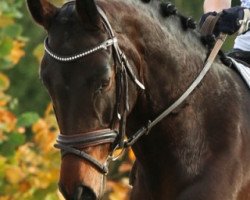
[{"x1": 44, "y1": 37, "x2": 117, "y2": 62}]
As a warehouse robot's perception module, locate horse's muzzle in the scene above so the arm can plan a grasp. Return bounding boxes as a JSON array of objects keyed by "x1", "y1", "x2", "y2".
[{"x1": 59, "y1": 184, "x2": 97, "y2": 200}]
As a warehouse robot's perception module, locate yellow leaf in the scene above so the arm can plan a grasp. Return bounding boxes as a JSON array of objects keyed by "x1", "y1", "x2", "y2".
[
  {"x1": 118, "y1": 162, "x2": 132, "y2": 173},
  {"x1": 33, "y1": 43, "x2": 44, "y2": 63},
  {"x1": 128, "y1": 148, "x2": 136, "y2": 162},
  {"x1": 17, "y1": 127, "x2": 25, "y2": 134},
  {"x1": 45, "y1": 115, "x2": 58, "y2": 130},
  {"x1": 44, "y1": 103, "x2": 58, "y2": 132},
  {"x1": 33, "y1": 169, "x2": 58, "y2": 189},
  {"x1": 5, "y1": 166, "x2": 25, "y2": 184},
  {"x1": 45, "y1": 103, "x2": 54, "y2": 117},
  {"x1": 0, "y1": 92, "x2": 11, "y2": 107},
  {"x1": 0, "y1": 109, "x2": 17, "y2": 132},
  {"x1": 0, "y1": 73, "x2": 10, "y2": 92},
  {"x1": 112, "y1": 148, "x2": 125, "y2": 160},
  {"x1": 32, "y1": 119, "x2": 48, "y2": 133},
  {"x1": 108, "y1": 179, "x2": 131, "y2": 200},
  {"x1": 0, "y1": 196, "x2": 11, "y2": 200},
  {"x1": 0, "y1": 155, "x2": 7, "y2": 166},
  {"x1": 37, "y1": 173, "x2": 51, "y2": 189},
  {"x1": 34, "y1": 129, "x2": 56, "y2": 153},
  {"x1": 0, "y1": 131, "x2": 7, "y2": 141},
  {"x1": 7, "y1": 40, "x2": 25, "y2": 65},
  {"x1": 18, "y1": 180, "x2": 31, "y2": 192},
  {"x1": 15, "y1": 143, "x2": 41, "y2": 174},
  {"x1": 0, "y1": 16, "x2": 14, "y2": 28}
]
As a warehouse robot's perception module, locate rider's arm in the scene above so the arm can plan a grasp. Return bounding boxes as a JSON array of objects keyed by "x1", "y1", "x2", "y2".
[{"x1": 203, "y1": 0, "x2": 231, "y2": 12}]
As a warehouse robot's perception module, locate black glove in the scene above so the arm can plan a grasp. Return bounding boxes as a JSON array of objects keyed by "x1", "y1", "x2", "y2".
[
  {"x1": 200, "y1": 6, "x2": 245, "y2": 35},
  {"x1": 217, "y1": 6, "x2": 245, "y2": 35}
]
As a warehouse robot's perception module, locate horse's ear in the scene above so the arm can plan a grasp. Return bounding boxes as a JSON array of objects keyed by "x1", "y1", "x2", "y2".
[
  {"x1": 75, "y1": 0, "x2": 101, "y2": 28},
  {"x1": 26, "y1": 0, "x2": 58, "y2": 29}
]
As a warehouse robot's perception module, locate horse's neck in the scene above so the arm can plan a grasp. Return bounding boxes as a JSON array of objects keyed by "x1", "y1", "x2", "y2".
[
  {"x1": 105, "y1": 2, "x2": 250, "y2": 197},
  {"x1": 114, "y1": 2, "x2": 214, "y2": 191},
  {"x1": 117, "y1": 5, "x2": 207, "y2": 114},
  {"x1": 104, "y1": 0, "x2": 215, "y2": 108}
]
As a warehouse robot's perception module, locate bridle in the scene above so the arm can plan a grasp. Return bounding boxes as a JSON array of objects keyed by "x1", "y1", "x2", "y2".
[
  {"x1": 45, "y1": 5, "x2": 145, "y2": 174},
  {"x1": 45, "y1": 3, "x2": 222, "y2": 176}
]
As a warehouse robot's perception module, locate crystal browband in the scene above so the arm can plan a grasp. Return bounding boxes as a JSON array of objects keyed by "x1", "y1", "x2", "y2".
[{"x1": 44, "y1": 37, "x2": 117, "y2": 62}]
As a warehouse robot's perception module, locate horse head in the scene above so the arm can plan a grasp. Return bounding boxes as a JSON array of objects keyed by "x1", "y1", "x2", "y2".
[
  {"x1": 27, "y1": 0, "x2": 143, "y2": 199},
  {"x1": 27, "y1": 0, "x2": 250, "y2": 199}
]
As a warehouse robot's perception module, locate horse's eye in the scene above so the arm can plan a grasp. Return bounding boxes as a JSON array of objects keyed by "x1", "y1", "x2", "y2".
[
  {"x1": 101, "y1": 78, "x2": 110, "y2": 88},
  {"x1": 95, "y1": 78, "x2": 111, "y2": 94}
]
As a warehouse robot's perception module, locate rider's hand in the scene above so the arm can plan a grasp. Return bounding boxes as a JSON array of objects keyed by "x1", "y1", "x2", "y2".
[
  {"x1": 217, "y1": 6, "x2": 245, "y2": 35},
  {"x1": 200, "y1": 7, "x2": 246, "y2": 36}
]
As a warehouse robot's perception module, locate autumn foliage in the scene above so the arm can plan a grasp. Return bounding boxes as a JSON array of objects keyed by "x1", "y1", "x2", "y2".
[{"x1": 0, "y1": 0, "x2": 134, "y2": 199}]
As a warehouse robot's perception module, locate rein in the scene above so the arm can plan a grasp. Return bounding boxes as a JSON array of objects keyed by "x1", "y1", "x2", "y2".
[
  {"x1": 124, "y1": 33, "x2": 227, "y2": 147},
  {"x1": 46, "y1": 5, "x2": 225, "y2": 175}
]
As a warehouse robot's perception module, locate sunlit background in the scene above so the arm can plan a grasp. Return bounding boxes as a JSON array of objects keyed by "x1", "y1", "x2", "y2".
[{"x1": 0, "y1": 0, "x2": 240, "y2": 199}]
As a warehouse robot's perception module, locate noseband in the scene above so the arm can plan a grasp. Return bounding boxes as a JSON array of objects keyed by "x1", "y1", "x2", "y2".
[
  {"x1": 45, "y1": 6, "x2": 145, "y2": 174},
  {"x1": 54, "y1": 129, "x2": 117, "y2": 173}
]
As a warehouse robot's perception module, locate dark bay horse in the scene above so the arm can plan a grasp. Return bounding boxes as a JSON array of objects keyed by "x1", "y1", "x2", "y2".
[{"x1": 27, "y1": 0, "x2": 250, "y2": 199}]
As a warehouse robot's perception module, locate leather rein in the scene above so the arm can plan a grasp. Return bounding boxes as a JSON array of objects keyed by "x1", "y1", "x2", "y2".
[{"x1": 45, "y1": 6, "x2": 224, "y2": 175}]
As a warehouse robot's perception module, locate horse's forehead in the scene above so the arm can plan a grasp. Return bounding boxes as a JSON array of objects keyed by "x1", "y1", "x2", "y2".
[
  {"x1": 56, "y1": 3, "x2": 77, "y2": 24},
  {"x1": 48, "y1": 3, "x2": 95, "y2": 53}
]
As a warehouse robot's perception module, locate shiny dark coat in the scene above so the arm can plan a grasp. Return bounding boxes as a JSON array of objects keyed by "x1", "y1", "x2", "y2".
[{"x1": 27, "y1": 0, "x2": 250, "y2": 199}]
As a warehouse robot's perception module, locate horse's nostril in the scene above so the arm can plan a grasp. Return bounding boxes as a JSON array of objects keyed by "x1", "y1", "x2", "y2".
[{"x1": 74, "y1": 185, "x2": 97, "y2": 200}]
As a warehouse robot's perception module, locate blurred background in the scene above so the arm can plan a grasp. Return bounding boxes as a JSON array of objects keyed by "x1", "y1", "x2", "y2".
[{"x1": 0, "y1": 0, "x2": 240, "y2": 199}]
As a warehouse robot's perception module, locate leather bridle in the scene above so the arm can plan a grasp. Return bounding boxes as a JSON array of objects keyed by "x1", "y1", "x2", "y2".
[
  {"x1": 45, "y1": 6, "x2": 145, "y2": 174},
  {"x1": 55, "y1": 129, "x2": 118, "y2": 173},
  {"x1": 46, "y1": 3, "x2": 221, "y2": 175}
]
